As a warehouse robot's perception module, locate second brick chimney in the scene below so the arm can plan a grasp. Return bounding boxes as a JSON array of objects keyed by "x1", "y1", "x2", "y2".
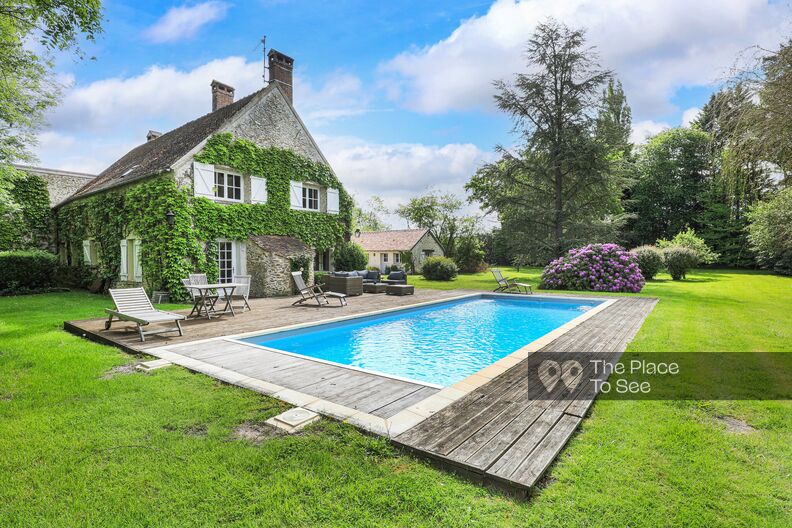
[
  {"x1": 268, "y1": 49, "x2": 294, "y2": 104},
  {"x1": 211, "y1": 80, "x2": 235, "y2": 111}
]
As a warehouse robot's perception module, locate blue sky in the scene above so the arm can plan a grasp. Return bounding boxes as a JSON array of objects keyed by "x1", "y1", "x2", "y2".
[{"x1": 37, "y1": 0, "x2": 789, "y2": 226}]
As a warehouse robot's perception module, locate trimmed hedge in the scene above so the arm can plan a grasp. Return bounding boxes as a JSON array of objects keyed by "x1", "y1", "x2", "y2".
[
  {"x1": 422, "y1": 256, "x2": 458, "y2": 281},
  {"x1": 0, "y1": 250, "x2": 58, "y2": 291},
  {"x1": 662, "y1": 246, "x2": 699, "y2": 280},
  {"x1": 630, "y1": 245, "x2": 664, "y2": 280}
]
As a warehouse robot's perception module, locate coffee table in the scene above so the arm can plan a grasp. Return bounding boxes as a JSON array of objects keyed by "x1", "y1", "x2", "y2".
[
  {"x1": 363, "y1": 282, "x2": 387, "y2": 294},
  {"x1": 385, "y1": 284, "x2": 415, "y2": 296}
]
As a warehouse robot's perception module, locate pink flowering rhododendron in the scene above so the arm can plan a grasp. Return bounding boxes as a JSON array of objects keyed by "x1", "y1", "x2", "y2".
[{"x1": 540, "y1": 244, "x2": 645, "y2": 293}]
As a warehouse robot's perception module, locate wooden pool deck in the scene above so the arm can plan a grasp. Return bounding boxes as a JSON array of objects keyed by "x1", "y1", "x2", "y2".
[
  {"x1": 392, "y1": 296, "x2": 657, "y2": 492},
  {"x1": 64, "y1": 289, "x2": 657, "y2": 495}
]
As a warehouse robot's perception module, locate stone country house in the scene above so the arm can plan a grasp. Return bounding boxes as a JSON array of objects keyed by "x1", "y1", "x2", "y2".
[
  {"x1": 355, "y1": 229, "x2": 444, "y2": 272},
  {"x1": 51, "y1": 49, "x2": 351, "y2": 298}
]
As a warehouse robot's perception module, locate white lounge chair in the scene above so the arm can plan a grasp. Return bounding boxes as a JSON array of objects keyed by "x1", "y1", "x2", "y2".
[
  {"x1": 291, "y1": 271, "x2": 347, "y2": 307},
  {"x1": 105, "y1": 287, "x2": 185, "y2": 342},
  {"x1": 492, "y1": 268, "x2": 532, "y2": 294}
]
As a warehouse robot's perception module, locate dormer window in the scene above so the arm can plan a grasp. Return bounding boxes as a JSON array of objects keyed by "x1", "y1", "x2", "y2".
[
  {"x1": 302, "y1": 185, "x2": 319, "y2": 210},
  {"x1": 214, "y1": 170, "x2": 242, "y2": 201}
]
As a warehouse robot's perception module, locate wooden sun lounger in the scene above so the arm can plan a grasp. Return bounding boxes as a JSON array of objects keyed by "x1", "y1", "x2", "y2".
[
  {"x1": 105, "y1": 287, "x2": 185, "y2": 342},
  {"x1": 291, "y1": 271, "x2": 347, "y2": 307},
  {"x1": 492, "y1": 268, "x2": 533, "y2": 294}
]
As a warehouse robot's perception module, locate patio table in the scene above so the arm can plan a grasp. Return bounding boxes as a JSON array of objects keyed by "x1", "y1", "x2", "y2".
[{"x1": 185, "y1": 283, "x2": 240, "y2": 319}]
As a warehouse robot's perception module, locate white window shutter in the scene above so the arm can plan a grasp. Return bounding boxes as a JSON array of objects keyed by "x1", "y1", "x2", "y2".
[
  {"x1": 193, "y1": 161, "x2": 215, "y2": 197},
  {"x1": 133, "y1": 240, "x2": 143, "y2": 282},
  {"x1": 251, "y1": 176, "x2": 267, "y2": 204},
  {"x1": 327, "y1": 188, "x2": 339, "y2": 214},
  {"x1": 119, "y1": 240, "x2": 128, "y2": 281},
  {"x1": 290, "y1": 181, "x2": 303, "y2": 209},
  {"x1": 82, "y1": 241, "x2": 92, "y2": 264}
]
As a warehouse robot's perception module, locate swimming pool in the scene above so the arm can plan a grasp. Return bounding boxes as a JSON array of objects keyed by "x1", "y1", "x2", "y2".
[{"x1": 240, "y1": 294, "x2": 602, "y2": 387}]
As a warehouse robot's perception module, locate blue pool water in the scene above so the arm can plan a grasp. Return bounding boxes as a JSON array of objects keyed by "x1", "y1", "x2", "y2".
[{"x1": 241, "y1": 295, "x2": 600, "y2": 387}]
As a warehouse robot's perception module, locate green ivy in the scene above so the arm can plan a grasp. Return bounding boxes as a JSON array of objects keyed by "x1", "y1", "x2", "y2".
[
  {"x1": 55, "y1": 133, "x2": 352, "y2": 300},
  {"x1": 0, "y1": 174, "x2": 51, "y2": 250}
]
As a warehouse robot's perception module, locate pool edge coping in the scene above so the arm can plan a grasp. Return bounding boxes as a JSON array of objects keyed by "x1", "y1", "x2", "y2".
[{"x1": 146, "y1": 292, "x2": 619, "y2": 438}]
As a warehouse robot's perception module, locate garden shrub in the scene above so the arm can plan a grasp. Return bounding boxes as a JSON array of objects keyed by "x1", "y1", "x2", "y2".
[
  {"x1": 333, "y1": 242, "x2": 368, "y2": 271},
  {"x1": 657, "y1": 227, "x2": 718, "y2": 264},
  {"x1": 746, "y1": 188, "x2": 792, "y2": 275},
  {"x1": 422, "y1": 256, "x2": 458, "y2": 281},
  {"x1": 540, "y1": 243, "x2": 645, "y2": 293},
  {"x1": 0, "y1": 250, "x2": 58, "y2": 291},
  {"x1": 630, "y1": 245, "x2": 664, "y2": 280},
  {"x1": 314, "y1": 271, "x2": 328, "y2": 286},
  {"x1": 454, "y1": 236, "x2": 487, "y2": 273},
  {"x1": 662, "y1": 246, "x2": 699, "y2": 280}
]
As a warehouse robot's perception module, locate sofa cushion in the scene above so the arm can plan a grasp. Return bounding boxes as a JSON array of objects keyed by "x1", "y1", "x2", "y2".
[
  {"x1": 387, "y1": 270, "x2": 406, "y2": 280},
  {"x1": 333, "y1": 271, "x2": 350, "y2": 277},
  {"x1": 366, "y1": 270, "x2": 380, "y2": 281}
]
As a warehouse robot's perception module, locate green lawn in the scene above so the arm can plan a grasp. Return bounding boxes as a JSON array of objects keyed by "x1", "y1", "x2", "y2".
[
  {"x1": 0, "y1": 270, "x2": 790, "y2": 526},
  {"x1": 409, "y1": 267, "x2": 792, "y2": 352}
]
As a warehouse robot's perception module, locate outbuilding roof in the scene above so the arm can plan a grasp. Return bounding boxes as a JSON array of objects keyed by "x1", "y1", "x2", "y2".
[{"x1": 354, "y1": 229, "x2": 433, "y2": 252}]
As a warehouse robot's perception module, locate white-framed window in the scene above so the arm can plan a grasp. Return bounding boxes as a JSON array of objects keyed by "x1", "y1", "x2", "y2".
[
  {"x1": 394, "y1": 252, "x2": 401, "y2": 264},
  {"x1": 383, "y1": 253, "x2": 389, "y2": 263},
  {"x1": 214, "y1": 170, "x2": 242, "y2": 201},
  {"x1": 217, "y1": 240, "x2": 235, "y2": 283},
  {"x1": 314, "y1": 249, "x2": 331, "y2": 272},
  {"x1": 118, "y1": 238, "x2": 142, "y2": 282},
  {"x1": 302, "y1": 185, "x2": 320, "y2": 210}
]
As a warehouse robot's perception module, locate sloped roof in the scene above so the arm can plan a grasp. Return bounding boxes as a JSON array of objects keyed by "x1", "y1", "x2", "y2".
[
  {"x1": 61, "y1": 84, "x2": 277, "y2": 205},
  {"x1": 354, "y1": 229, "x2": 432, "y2": 251},
  {"x1": 249, "y1": 235, "x2": 312, "y2": 257},
  {"x1": 12, "y1": 164, "x2": 96, "y2": 181}
]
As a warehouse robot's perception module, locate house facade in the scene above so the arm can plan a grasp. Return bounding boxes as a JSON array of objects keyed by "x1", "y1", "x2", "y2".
[
  {"x1": 54, "y1": 50, "x2": 351, "y2": 299},
  {"x1": 355, "y1": 229, "x2": 444, "y2": 272}
]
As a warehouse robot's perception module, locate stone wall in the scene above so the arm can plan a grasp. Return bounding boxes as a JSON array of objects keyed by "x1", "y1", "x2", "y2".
[
  {"x1": 224, "y1": 88, "x2": 326, "y2": 164},
  {"x1": 246, "y1": 240, "x2": 314, "y2": 297},
  {"x1": 14, "y1": 165, "x2": 95, "y2": 206},
  {"x1": 411, "y1": 232, "x2": 445, "y2": 272}
]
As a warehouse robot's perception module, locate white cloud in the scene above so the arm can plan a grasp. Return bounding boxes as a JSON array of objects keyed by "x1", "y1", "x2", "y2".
[
  {"x1": 294, "y1": 71, "x2": 372, "y2": 124},
  {"x1": 681, "y1": 107, "x2": 701, "y2": 127},
  {"x1": 37, "y1": 56, "x2": 370, "y2": 174},
  {"x1": 629, "y1": 120, "x2": 670, "y2": 144},
  {"x1": 33, "y1": 131, "x2": 134, "y2": 174},
  {"x1": 317, "y1": 134, "x2": 495, "y2": 226},
  {"x1": 144, "y1": 1, "x2": 230, "y2": 43},
  {"x1": 47, "y1": 56, "x2": 263, "y2": 137},
  {"x1": 380, "y1": 0, "x2": 786, "y2": 119}
]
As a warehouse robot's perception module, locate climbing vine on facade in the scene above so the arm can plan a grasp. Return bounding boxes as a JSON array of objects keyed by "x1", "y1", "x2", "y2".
[{"x1": 55, "y1": 133, "x2": 352, "y2": 300}]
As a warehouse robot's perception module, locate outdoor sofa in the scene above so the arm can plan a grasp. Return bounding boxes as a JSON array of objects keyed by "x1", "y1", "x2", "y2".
[{"x1": 381, "y1": 270, "x2": 407, "y2": 285}]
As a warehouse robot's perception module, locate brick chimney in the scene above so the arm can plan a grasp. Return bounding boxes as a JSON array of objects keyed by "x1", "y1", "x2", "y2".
[
  {"x1": 268, "y1": 49, "x2": 294, "y2": 104},
  {"x1": 211, "y1": 80, "x2": 235, "y2": 111},
  {"x1": 146, "y1": 130, "x2": 162, "y2": 141}
]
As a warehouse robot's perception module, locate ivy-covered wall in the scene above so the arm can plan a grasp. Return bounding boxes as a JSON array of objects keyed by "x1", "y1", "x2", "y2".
[
  {"x1": 55, "y1": 133, "x2": 352, "y2": 299},
  {"x1": 0, "y1": 173, "x2": 51, "y2": 250}
]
